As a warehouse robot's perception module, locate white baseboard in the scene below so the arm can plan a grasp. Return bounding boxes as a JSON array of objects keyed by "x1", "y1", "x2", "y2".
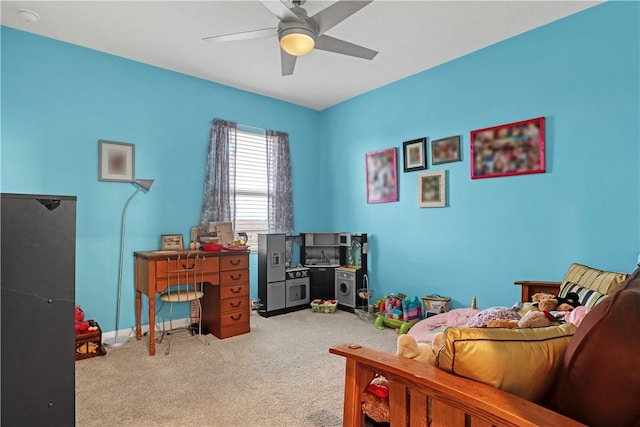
[{"x1": 101, "y1": 317, "x2": 191, "y2": 343}]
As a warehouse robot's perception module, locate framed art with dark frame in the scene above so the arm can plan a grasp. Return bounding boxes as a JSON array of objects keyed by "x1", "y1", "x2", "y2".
[
  {"x1": 160, "y1": 234, "x2": 184, "y2": 251},
  {"x1": 366, "y1": 147, "x2": 398, "y2": 203},
  {"x1": 99, "y1": 140, "x2": 135, "y2": 182},
  {"x1": 471, "y1": 116, "x2": 545, "y2": 179},
  {"x1": 418, "y1": 170, "x2": 446, "y2": 208},
  {"x1": 402, "y1": 137, "x2": 427, "y2": 172},
  {"x1": 432, "y1": 135, "x2": 461, "y2": 165}
]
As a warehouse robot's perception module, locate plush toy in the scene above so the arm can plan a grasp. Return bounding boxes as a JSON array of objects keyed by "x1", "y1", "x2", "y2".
[
  {"x1": 531, "y1": 292, "x2": 555, "y2": 303},
  {"x1": 75, "y1": 306, "x2": 90, "y2": 334},
  {"x1": 361, "y1": 376, "x2": 390, "y2": 423},
  {"x1": 557, "y1": 292, "x2": 581, "y2": 310},
  {"x1": 538, "y1": 298, "x2": 558, "y2": 312},
  {"x1": 487, "y1": 319, "x2": 519, "y2": 328},
  {"x1": 517, "y1": 310, "x2": 557, "y2": 328},
  {"x1": 396, "y1": 334, "x2": 437, "y2": 365}
]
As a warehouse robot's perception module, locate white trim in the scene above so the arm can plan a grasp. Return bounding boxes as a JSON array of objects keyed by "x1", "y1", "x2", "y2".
[{"x1": 100, "y1": 317, "x2": 191, "y2": 343}]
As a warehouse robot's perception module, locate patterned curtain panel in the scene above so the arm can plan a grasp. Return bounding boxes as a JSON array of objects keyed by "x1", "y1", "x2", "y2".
[
  {"x1": 199, "y1": 118, "x2": 238, "y2": 232},
  {"x1": 266, "y1": 130, "x2": 294, "y2": 259}
]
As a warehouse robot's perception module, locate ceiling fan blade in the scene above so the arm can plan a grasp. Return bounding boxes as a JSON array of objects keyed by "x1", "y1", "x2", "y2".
[
  {"x1": 281, "y1": 49, "x2": 297, "y2": 76},
  {"x1": 202, "y1": 27, "x2": 278, "y2": 43},
  {"x1": 314, "y1": 35, "x2": 378, "y2": 60},
  {"x1": 260, "y1": 0, "x2": 300, "y2": 21},
  {"x1": 310, "y1": 0, "x2": 373, "y2": 35}
]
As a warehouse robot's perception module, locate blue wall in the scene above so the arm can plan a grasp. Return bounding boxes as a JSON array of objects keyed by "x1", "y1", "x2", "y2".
[
  {"x1": 321, "y1": 1, "x2": 640, "y2": 308},
  {"x1": 2, "y1": 1, "x2": 638, "y2": 332},
  {"x1": 1, "y1": 28, "x2": 324, "y2": 331}
]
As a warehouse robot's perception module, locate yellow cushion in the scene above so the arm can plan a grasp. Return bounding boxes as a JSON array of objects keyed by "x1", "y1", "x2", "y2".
[
  {"x1": 436, "y1": 323, "x2": 576, "y2": 402},
  {"x1": 561, "y1": 263, "x2": 627, "y2": 295},
  {"x1": 159, "y1": 290, "x2": 203, "y2": 302}
]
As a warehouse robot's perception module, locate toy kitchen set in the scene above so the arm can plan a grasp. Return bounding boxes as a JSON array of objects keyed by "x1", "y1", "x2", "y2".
[{"x1": 257, "y1": 232, "x2": 368, "y2": 317}]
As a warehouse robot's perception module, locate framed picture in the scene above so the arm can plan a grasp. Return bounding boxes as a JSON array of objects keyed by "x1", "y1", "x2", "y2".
[
  {"x1": 418, "y1": 170, "x2": 446, "y2": 208},
  {"x1": 471, "y1": 117, "x2": 545, "y2": 179},
  {"x1": 366, "y1": 148, "x2": 398, "y2": 203},
  {"x1": 432, "y1": 135, "x2": 461, "y2": 165},
  {"x1": 99, "y1": 140, "x2": 135, "y2": 182},
  {"x1": 160, "y1": 234, "x2": 184, "y2": 251},
  {"x1": 402, "y1": 137, "x2": 427, "y2": 172}
]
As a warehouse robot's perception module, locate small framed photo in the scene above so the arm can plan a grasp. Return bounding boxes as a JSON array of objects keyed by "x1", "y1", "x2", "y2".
[
  {"x1": 160, "y1": 234, "x2": 184, "y2": 251},
  {"x1": 366, "y1": 148, "x2": 398, "y2": 203},
  {"x1": 431, "y1": 136, "x2": 461, "y2": 165},
  {"x1": 418, "y1": 170, "x2": 446, "y2": 208},
  {"x1": 471, "y1": 116, "x2": 545, "y2": 179},
  {"x1": 99, "y1": 140, "x2": 135, "y2": 182},
  {"x1": 402, "y1": 137, "x2": 427, "y2": 172}
]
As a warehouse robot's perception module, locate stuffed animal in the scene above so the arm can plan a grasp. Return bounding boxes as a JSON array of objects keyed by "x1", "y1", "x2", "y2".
[
  {"x1": 361, "y1": 376, "x2": 390, "y2": 423},
  {"x1": 396, "y1": 334, "x2": 437, "y2": 365},
  {"x1": 557, "y1": 292, "x2": 581, "y2": 310},
  {"x1": 531, "y1": 292, "x2": 555, "y2": 303},
  {"x1": 75, "y1": 306, "x2": 90, "y2": 334},
  {"x1": 487, "y1": 319, "x2": 519, "y2": 328},
  {"x1": 538, "y1": 298, "x2": 558, "y2": 312},
  {"x1": 517, "y1": 310, "x2": 557, "y2": 328}
]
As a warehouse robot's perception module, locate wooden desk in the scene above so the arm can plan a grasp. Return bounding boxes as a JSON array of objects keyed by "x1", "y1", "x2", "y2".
[{"x1": 134, "y1": 250, "x2": 250, "y2": 355}]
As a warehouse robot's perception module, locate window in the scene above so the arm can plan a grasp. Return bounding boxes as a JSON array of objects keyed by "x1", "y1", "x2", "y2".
[{"x1": 233, "y1": 129, "x2": 268, "y2": 251}]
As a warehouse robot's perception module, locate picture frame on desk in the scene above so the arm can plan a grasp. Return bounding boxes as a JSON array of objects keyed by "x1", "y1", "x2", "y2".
[{"x1": 160, "y1": 234, "x2": 184, "y2": 250}]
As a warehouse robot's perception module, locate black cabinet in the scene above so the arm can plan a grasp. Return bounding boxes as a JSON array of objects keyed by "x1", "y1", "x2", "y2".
[
  {"x1": 1, "y1": 193, "x2": 76, "y2": 427},
  {"x1": 309, "y1": 267, "x2": 335, "y2": 301}
]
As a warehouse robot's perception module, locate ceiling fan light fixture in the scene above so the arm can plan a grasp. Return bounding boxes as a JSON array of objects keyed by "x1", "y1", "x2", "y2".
[{"x1": 279, "y1": 28, "x2": 315, "y2": 56}]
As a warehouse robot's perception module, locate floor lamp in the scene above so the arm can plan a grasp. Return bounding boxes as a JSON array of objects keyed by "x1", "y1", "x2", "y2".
[{"x1": 104, "y1": 178, "x2": 155, "y2": 348}]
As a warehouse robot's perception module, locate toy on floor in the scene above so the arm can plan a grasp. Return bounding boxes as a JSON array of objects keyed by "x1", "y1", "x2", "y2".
[{"x1": 374, "y1": 293, "x2": 423, "y2": 334}]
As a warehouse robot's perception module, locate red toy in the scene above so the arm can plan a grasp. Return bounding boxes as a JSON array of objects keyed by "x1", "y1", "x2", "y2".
[{"x1": 75, "y1": 306, "x2": 98, "y2": 334}]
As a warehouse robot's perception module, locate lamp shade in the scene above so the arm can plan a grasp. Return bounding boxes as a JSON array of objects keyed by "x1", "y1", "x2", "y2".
[
  {"x1": 279, "y1": 28, "x2": 315, "y2": 56},
  {"x1": 134, "y1": 179, "x2": 154, "y2": 192}
]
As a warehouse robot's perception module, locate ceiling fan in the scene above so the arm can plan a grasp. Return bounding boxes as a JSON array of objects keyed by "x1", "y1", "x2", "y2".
[{"x1": 202, "y1": 0, "x2": 378, "y2": 76}]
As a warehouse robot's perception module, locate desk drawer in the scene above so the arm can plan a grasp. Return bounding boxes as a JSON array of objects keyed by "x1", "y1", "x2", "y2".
[
  {"x1": 220, "y1": 255, "x2": 248, "y2": 271},
  {"x1": 219, "y1": 296, "x2": 249, "y2": 314},
  {"x1": 220, "y1": 283, "x2": 249, "y2": 299},
  {"x1": 156, "y1": 256, "x2": 219, "y2": 279},
  {"x1": 220, "y1": 269, "x2": 249, "y2": 285},
  {"x1": 220, "y1": 308, "x2": 250, "y2": 328}
]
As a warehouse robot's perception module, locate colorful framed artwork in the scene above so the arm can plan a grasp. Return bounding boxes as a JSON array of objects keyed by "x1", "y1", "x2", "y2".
[
  {"x1": 402, "y1": 137, "x2": 427, "y2": 172},
  {"x1": 471, "y1": 116, "x2": 545, "y2": 179},
  {"x1": 160, "y1": 234, "x2": 184, "y2": 251},
  {"x1": 366, "y1": 147, "x2": 398, "y2": 203},
  {"x1": 418, "y1": 170, "x2": 446, "y2": 208},
  {"x1": 431, "y1": 135, "x2": 461, "y2": 165},
  {"x1": 98, "y1": 140, "x2": 135, "y2": 182}
]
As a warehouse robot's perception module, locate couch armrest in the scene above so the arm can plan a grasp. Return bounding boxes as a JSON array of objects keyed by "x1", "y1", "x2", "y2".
[
  {"x1": 330, "y1": 343, "x2": 584, "y2": 427},
  {"x1": 514, "y1": 280, "x2": 561, "y2": 302}
]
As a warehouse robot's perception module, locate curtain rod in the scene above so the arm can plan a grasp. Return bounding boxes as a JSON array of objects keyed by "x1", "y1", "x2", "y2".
[{"x1": 237, "y1": 123, "x2": 266, "y2": 134}]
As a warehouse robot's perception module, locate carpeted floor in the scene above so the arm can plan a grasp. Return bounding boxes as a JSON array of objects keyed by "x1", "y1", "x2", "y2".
[{"x1": 75, "y1": 309, "x2": 398, "y2": 427}]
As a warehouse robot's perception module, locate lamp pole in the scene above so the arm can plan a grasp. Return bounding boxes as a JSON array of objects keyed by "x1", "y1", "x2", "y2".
[{"x1": 104, "y1": 179, "x2": 154, "y2": 348}]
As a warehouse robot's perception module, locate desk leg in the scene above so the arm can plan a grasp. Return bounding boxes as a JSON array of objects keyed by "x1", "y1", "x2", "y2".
[
  {"x1": 136, "y1": 290, "x2": 142, "y2": 340},
  {"x1": 148, "y1": 296, "x2": 156, "y2": 356}
]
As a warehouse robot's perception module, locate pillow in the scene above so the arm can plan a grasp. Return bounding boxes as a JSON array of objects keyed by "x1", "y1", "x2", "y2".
[
  {"x1": 561, "y1": 262, "x2": 627, "y2": 295},
  {"x1": 546, "y1": 267, "x2": 640, "y2": 427},
  {"x1": 436, "y1": 323, "x2": 576, "y2": 403},
  {"x1": 558, "y1": 281, "x2": 608, "y2": 308},
  {"x1": 464, "y1": 306, "x2": 520, "y2": 328}
]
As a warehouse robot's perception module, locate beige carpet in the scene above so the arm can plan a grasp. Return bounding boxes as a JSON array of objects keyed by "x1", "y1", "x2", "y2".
[{"x1": 75, "y1": 309, "x2": 398, "y2": 427}]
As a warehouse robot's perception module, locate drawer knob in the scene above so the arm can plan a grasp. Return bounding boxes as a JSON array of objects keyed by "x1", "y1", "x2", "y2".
[
  {"x1": 231, "y1": 313, "x2": 243, "y2": 321},
  {"x1": 230, "y1": 273, "x2": 243, "y2": 280},
  {"x1": 230, "y1": 287, "x2": 241, "y2": 294},
  {"x1": 230, "y1": 259, "x2": 241, "y2": 265},
  {"x1": 230, "y1": 301, "x2": 242, "y2": 308}
]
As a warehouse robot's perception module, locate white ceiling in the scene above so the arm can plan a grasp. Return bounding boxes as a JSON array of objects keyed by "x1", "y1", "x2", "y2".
[{"x1": 1, "y1": 1, "x2": 600, "y2": 111}]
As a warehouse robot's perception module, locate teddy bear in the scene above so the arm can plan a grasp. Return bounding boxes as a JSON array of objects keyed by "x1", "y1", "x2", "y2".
[
  {"x1": 538, "y1": 298, "x2": 558, "y2": 312},
  {"x1": 396, "y1": 333, "x2": 445, "y2": 365},
  {"x1": 361, "y1": 376, "x2": 390, "y2": 423},
  {"x1": 517, "y1": 310, "x2": 557, "y2": 328},
  {"x1": 531, "y1": 292, "x2": 555, "y2": 303}
]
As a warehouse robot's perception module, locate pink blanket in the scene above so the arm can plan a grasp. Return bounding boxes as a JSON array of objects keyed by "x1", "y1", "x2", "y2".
[{"x1": 408, "y1": 308, "x2": 480, "y2": 343}]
